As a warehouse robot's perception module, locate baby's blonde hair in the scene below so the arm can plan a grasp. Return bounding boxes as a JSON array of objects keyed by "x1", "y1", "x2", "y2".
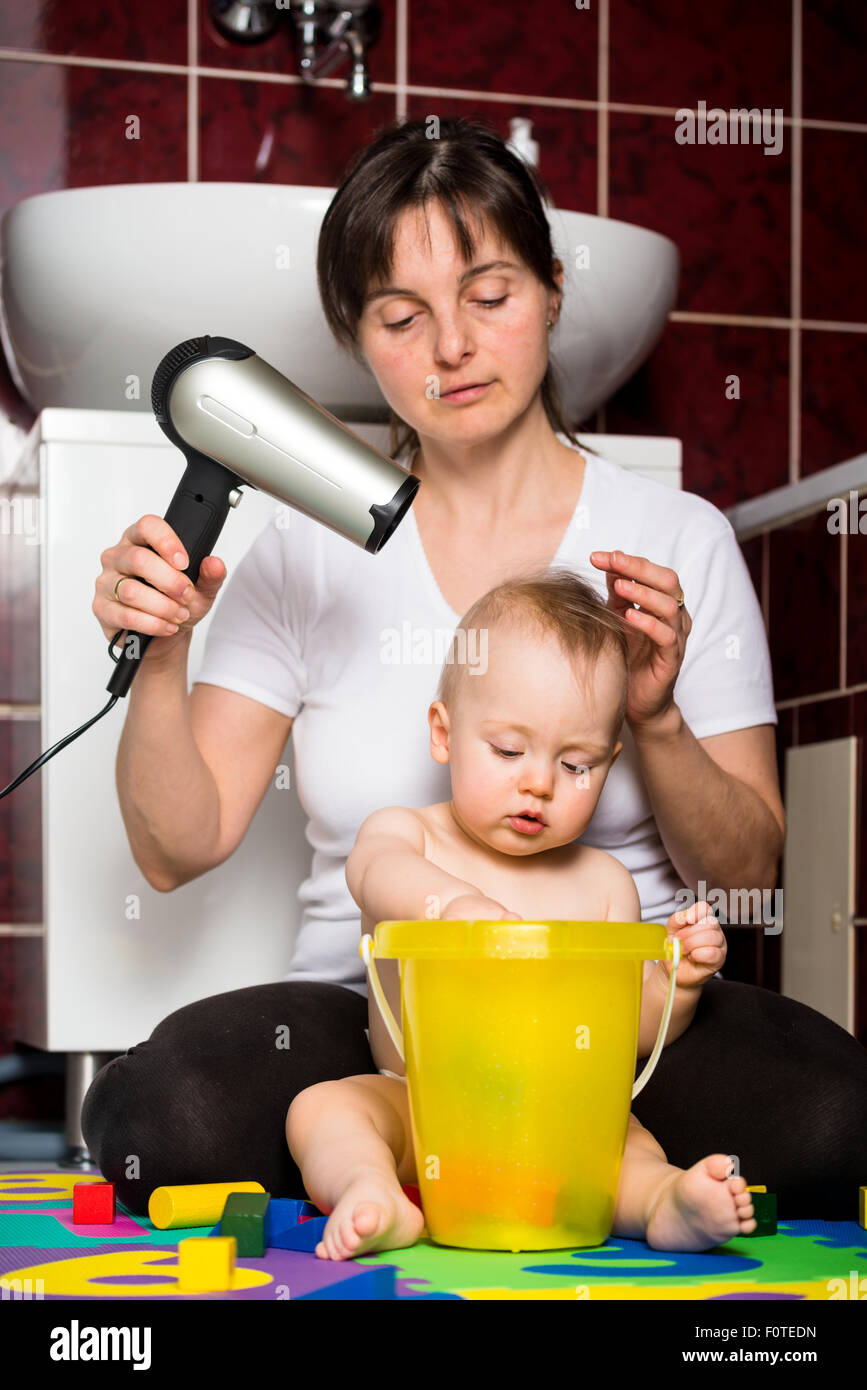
[{"x1": 435, "y1": 567, "x2": 630, "y2": 738}]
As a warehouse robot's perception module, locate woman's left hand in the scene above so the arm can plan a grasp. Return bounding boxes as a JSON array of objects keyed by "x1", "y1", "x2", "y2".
[
  {"x1": 590, "y1": 550, "x2": 692, "y2": 729},
  {"x1": 661, "y1": 900, "x2": 727, "y2": 989}
]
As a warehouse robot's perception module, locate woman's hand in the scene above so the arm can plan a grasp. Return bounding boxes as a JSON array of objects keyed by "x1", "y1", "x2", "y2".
[
  {"x1": 441, "y1": 894, "x2": 522, "y2": 922},
  {"x1": 661, "y1": 899, "x2": 726, "y2": 989},
  {"x1": 93, "y1": 514, "x2": 227, "y2": 666},
  {"x1": 590, "y1": 549, "x2": 693, "y2": 730}
]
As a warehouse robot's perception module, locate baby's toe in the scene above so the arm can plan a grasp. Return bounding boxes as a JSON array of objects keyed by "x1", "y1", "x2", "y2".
[
  {"x1": 339, "y1": 1216, "x2": 363, "y2": 1251},
  {"x1": 352, "y1": 1201, "x2": 382, "y2": 1238},
  {"x1": 705, "y1": 1153, "x2": 736, "y2": 1181}
]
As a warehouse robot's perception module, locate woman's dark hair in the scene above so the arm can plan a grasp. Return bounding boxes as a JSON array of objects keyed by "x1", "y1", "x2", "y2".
[{"x1": 316, "y1": 115, "x2": 582, "y2": 461}]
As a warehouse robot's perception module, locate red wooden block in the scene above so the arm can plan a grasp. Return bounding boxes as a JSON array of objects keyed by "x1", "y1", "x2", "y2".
[{"x1": 73, "y1": 1181, "x2": 116, "y2": 1224}]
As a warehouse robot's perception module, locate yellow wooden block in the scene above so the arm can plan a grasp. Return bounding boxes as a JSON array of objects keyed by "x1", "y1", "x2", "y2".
[
  {"x1": 859, "y1": 1186, "x2": 866, "y2": 1230},
  {"x1": 149, "y1": 1181, "x2": 266, "y2": 1230},
  {"x1": 178, "y1": 1236, "x2": 236, "y2": 1292},
  {"x1": 745, "y1": 1185, "x2": 767, "y2": 1193}
]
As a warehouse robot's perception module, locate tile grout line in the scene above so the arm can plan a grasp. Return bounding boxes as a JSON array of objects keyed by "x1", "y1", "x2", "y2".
[
  {"x1": 395, "y1": 0, "x2": 407, "y2": 123},
  {"x1": 670, "y1": 311, "x2": 867, "y2": 333},
  {"x1": 187, "y1": 0, "x2": 198, "y2": 182},
  {"x1": 789, "y1": 0, "x2": 802, "y2": 487},
  {"x1": 596, "y1": 0, "x2": 609, "y2": 219},
  {"x1": 776, "y1": 679, "x2": 867, "y2": 709},
  {"x1": 1, "y1": 48, "x2": 867, "y2": 132}
]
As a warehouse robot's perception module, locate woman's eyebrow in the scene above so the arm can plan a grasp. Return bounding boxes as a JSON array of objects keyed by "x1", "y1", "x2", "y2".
[{"x1": 363, "y1": 260, "x2": 520, "y2": 306}]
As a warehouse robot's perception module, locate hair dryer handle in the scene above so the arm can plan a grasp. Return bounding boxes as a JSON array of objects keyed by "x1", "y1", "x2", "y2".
[{"x1": 106, "y1": 452, "x2": 244, "y2": 698}]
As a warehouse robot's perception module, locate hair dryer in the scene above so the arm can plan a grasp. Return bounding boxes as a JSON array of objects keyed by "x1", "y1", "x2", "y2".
[
  {"x1": 0, "y1": 334, "x2": 419, "y2": 799},
  {"x1": 106, "y1": 334, "x2": 419, "y2": 698}
]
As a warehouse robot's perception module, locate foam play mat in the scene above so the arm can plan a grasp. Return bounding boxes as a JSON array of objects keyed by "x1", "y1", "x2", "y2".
[{"x1": 1, "y1": 1169, "x2": 865, "y2": 1301}]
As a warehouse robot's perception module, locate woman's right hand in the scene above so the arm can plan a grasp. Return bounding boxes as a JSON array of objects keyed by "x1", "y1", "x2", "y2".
[
  {"x1": 441, "y1": 894, "x2": 522, "y2": 922},
  {"x1": 93, "y1": 514, "x2": 227, "y2": 664}
]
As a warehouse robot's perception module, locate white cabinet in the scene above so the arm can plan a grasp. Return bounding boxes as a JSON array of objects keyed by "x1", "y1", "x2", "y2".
[{"x1": 7, "y1": 407, "x2": 315, "y2": 1052}]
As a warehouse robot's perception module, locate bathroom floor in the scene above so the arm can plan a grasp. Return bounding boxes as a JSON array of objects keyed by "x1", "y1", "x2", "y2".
[{"x1": 1, "y1": 1161, "x2": 864, "y2": 1300}]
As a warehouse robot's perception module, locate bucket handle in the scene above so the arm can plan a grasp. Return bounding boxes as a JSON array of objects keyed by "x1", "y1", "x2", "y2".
[
  {"x1": 359, "y1": 931, "x2": 681, "y2": 1098},
  {"x1": 361, "y1": 934, "x2": 405, "y2": 1064}
]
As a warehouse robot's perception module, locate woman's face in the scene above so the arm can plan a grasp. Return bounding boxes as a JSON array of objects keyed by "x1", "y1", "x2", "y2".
[{"x1": 356, "y1": 200, "x2": 562, "y2": 450}]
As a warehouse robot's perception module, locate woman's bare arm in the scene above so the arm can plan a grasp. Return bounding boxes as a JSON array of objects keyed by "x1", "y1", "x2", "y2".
[{"x1": 117, "y1": 644, "x2": 294, "y2": 891}]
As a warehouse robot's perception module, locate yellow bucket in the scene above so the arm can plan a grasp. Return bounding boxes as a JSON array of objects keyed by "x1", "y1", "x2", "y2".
[{"x1": 360, "y1": 919, "x2": 680, "y2": 1252}]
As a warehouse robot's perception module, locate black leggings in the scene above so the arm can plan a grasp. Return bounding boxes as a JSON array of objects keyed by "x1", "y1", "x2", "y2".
[{"x1": 81, "y1": 977, "x2": 867, "y2": 1221}]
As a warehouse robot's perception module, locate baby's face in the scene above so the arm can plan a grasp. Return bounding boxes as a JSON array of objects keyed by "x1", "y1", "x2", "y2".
[{"x1": 429, "y1": 625, "x2": 624, "y2": 856}]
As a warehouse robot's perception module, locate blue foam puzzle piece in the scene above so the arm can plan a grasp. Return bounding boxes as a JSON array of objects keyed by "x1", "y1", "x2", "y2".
[{"x1": 296, "y1": 1262, "x2": 396, "y2": 1299}]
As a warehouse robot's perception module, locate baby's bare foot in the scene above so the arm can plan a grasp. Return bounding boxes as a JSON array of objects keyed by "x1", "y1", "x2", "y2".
[
  {"x1": 315, "y1": 1167, "x2": 425, "y2": 1261},
  {"x1": 644, "y1": 1154, "x2": 758, "y2": 1251}
]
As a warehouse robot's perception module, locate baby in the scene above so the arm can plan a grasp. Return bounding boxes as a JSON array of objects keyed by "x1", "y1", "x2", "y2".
[{"x1": 285, "y1": 568, "x2": 757, "y2": 1258}]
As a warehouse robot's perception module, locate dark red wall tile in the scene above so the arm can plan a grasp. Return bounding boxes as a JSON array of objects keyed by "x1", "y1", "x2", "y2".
[
  {"x1": 803, "y1": 0, "x2": 867, "y2": 124},
  {"x1": 801, "y1": 330, "x2": 867, "y2": 477},
  {"x1": 848, "y1": 521, "x2": 867, "y2": 688},
  {"x1": 0, "y1": 0, "x2": 187, "y2": 64},
  {"x1": 0, "y1": 719, "x2": 43, "y2": 924},
  {"x1": 605, "y1": 321, "x2": 789, "y2": 509},
  {"x1": 796, "y1": 692, "x2": 854, "y2": 745},
  {"x1": 610, "y1": 0, "x2": 791, "y2": 111},
  {"x1": 199, "y1": 75, "x2": 397, "y2": 184},
  {"x1": 768, "y1": 511, "x2": 840, "y2": 702},
  {"x1": 404, "y1": 97, "x2": 597, "y2": 215},
  {"x1": 0, "y1": 60, "x2": 187, "y2": 220},
  {"x1": 199, "y1": 6, "x2": 310, "y2": 76},
  {"x1": 407, "y1": 0, "x2": 597, "y2": 101},
  {"x1": 0, "y1": 1022, "x2": 62, "y2": 1121},
  {"x1": 609, "y1": 113, "x2": 790, "y2": 318},
  {"x1": 199, "y1": 0, "x2": 396, "y2": 83},
  {"x1": 775, "y1": 704, "x2": 795, "y2": 802},
  {"x1": 802, "y1": 129, "x2": 867, "y2": 324}
]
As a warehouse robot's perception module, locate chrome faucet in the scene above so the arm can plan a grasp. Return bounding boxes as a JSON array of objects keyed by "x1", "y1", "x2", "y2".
[{"x1": 209, "y1": 1, "x2": 381, "y2": 101}]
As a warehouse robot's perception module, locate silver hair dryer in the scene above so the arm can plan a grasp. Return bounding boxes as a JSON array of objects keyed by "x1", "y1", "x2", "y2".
[{"x1": 107, "y1": 334, "x2": 419, "y2": 697}]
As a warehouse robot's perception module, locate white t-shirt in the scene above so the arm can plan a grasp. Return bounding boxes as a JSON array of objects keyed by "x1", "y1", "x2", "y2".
[{"x1": 194, "y1": 438, "x2": 777, "y2": 997}]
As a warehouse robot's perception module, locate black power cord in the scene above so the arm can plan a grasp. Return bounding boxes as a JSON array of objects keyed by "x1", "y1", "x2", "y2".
[{"x1": 0, "y1": 630, "x2": 126, "y2": 800}]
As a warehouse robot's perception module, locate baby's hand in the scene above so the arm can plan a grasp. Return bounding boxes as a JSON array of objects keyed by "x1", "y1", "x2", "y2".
[
  {"x1": 661, "y1": 900, "x2": 726, "y2": 988},
  {"x1": 441, "y1": 894, "x2": 522, "y2": 922}
]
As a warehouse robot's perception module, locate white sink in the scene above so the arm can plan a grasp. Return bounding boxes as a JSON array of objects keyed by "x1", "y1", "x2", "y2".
[{"x1": 0, "y1": 183, "x2": 678, "y2": 422}]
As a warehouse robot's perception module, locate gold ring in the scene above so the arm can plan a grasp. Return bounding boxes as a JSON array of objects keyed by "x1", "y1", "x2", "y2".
[
  {"x1": 114, "y1": 576, "x2": 126, "y2": 602},
  {"x1": 676, "y1": 589, "x2": 685, "y2": 608}
]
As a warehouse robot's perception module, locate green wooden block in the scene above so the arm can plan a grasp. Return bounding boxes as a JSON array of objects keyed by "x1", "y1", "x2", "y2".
[
  {"x1": 219, "y1": 1191, "x2": 271, "y2": 1257},
  {"x1": 744, "y1": 1190, "x2": 777, "y2": 1236}
]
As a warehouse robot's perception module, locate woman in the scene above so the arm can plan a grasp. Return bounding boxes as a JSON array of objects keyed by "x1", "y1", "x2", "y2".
[{"x1": 84, "y1": 117, "x2": 867, "y2": 1220}]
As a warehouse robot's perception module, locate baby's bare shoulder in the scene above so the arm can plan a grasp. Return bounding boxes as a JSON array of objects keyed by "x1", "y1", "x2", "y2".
[{"x1": 587, "y1": 850, "x2": 641, "y2": 921}]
